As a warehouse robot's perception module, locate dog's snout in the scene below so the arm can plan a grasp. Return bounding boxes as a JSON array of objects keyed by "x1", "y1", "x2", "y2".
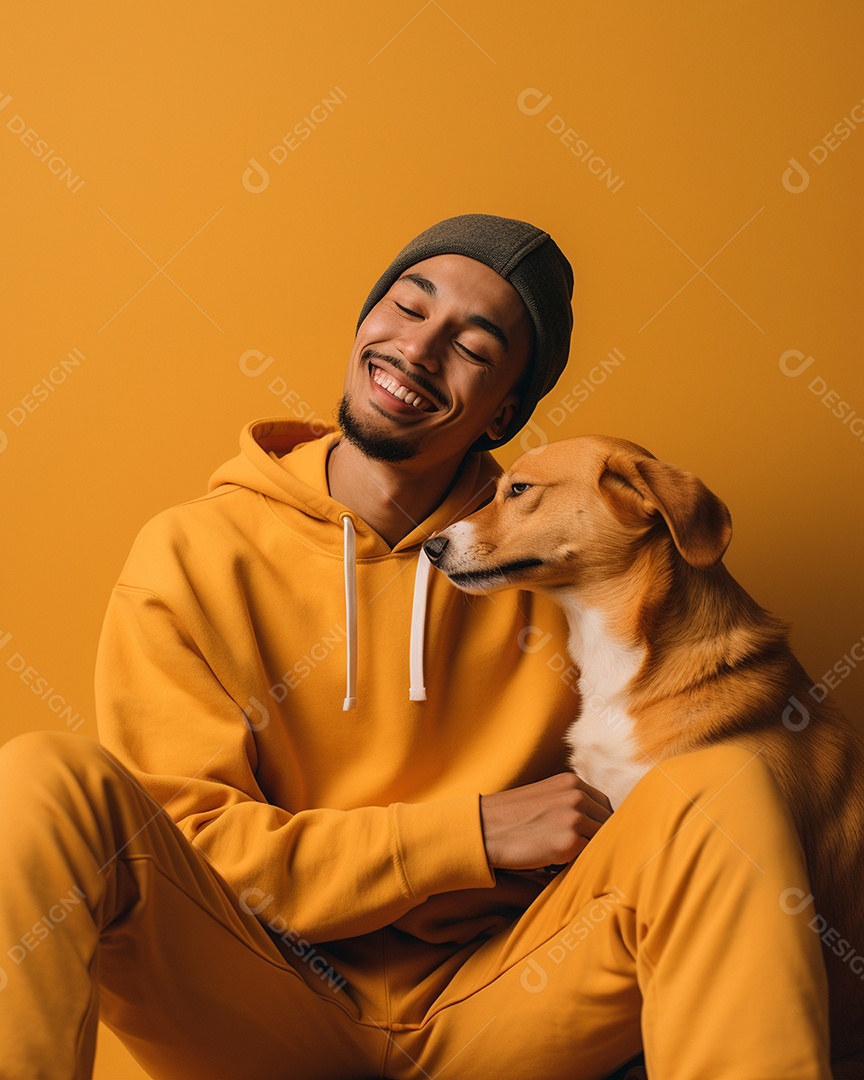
[{"x1": 423, "y1": 536, "x2": 449, "y2": 563}]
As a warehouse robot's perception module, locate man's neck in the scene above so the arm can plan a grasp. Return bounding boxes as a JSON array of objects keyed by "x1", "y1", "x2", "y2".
[{"x1": 326, "y1": 437, "x2": 468, "y2": 548}]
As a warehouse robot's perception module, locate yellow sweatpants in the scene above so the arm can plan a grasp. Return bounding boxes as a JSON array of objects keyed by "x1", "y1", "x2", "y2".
[{"x1": 0, "y1": 731, "x2": 833, "y2": 1080}]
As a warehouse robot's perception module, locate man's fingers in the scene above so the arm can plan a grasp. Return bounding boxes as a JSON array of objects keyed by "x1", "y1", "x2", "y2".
[
  {"x1": 575, "y1": 809, "x2": 607, "y2": 839},
  {"x1": 481, "y1": 772, "x2": 614, "y2": 870},
  {"x1": 574, "y1": 790, "x2": 613, "y2": 826},
  {"x1": 572, "y1": 774, "x2": 614, "y2": 816}
]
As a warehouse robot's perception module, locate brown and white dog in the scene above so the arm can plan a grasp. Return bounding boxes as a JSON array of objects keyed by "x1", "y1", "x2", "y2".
[{"x1": 423, "y1": 434, "x2": 864, "y2": 1062}]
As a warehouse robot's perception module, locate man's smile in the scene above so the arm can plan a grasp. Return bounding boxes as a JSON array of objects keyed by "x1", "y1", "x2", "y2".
[{"x1": 367, "y1": 361, "x2": 441, "y2": 415}]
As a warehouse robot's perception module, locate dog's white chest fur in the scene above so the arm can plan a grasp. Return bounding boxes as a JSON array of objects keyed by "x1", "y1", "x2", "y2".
[{"x1": 556, "y1": 597, "x2": 651, "y2": 809}]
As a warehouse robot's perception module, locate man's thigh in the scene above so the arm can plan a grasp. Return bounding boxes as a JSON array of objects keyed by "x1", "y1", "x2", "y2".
[{"x1": 99, "y1": 843, "x2": 392, "y2": 1080}]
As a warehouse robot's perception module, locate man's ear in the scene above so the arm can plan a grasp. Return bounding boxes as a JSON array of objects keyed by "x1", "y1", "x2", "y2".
[{"x1": 484, "y1": 393, "x2": 519, "y2": 442}]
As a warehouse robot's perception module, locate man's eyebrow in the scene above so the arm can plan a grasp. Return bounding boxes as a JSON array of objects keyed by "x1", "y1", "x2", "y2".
[
  {"x1": 397, "y1": 273, "x2": 510, "y2": 351},
  {"x1": 399, "y1": 272, "x2": 437, "y2": 297}
]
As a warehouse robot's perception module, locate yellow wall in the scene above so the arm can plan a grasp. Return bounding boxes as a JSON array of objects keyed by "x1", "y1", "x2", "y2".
[{"x1": 2, "y1": 2, "x2": 861, "y2": 1076}]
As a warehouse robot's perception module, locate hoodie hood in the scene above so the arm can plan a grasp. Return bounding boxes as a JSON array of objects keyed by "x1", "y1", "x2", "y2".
[
  {"x1": 207, "y1": 418, "x2": 502, "y2": 558},
  {"x1": 208, "y1": 418, "x2": 504, "y2": 709}
]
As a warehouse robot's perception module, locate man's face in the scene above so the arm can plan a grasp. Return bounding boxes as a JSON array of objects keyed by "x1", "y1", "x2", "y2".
[{"x1": 337, "y1": 253, "x2": 534, "y2": 463}]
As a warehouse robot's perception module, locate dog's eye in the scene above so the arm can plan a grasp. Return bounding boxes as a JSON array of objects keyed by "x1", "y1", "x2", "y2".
[{"x1": 509, "y1": 482, "x2": 531, "y2": 496}]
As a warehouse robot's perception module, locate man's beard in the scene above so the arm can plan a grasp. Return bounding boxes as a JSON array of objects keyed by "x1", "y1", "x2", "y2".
[{"x1": 336, "y1": 393, "x2": 423, "y2": 463}]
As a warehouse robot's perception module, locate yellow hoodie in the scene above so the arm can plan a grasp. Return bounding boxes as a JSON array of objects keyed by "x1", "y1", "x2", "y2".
[{"x1": 95, "y1": 418, "x2": 578, "y2": 950}]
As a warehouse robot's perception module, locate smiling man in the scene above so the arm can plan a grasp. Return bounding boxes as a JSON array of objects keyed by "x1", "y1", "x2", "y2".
[{"x1": 0, "y1": 214, "x2": 835, "y2": 1079}]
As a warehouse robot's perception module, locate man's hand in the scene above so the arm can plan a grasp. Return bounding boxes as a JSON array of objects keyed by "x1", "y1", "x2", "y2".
[{"x1": 480, "y1": 772, "x2": 613, "y2": 870}]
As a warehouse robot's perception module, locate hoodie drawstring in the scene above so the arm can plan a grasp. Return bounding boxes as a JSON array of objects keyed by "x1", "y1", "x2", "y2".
[
  {"x1": 340, "y1": 513, "x2": 431, "y2": 710},
  {"x1": 341, "y1": 514, "x2": 358, "y2": 711},
  {"x1": 409, "y1": 548, "x2": 431, "y2": 702}
]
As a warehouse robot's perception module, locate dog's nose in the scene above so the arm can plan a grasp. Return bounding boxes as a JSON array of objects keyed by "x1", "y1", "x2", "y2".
[{"x1": 423, "y1": 536, "x2": 449, "y2": 563}]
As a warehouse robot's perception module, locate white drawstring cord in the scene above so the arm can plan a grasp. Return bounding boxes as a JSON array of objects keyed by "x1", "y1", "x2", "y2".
[
  {"x1": 341, "y1": 514, "x2": 357, "y2": 711},
  {"x1": 341, "y1": 514, "x2": 431, "y2": 708},
  {"x1": 409, "y1": 547, "x2": 432, "y2": 702}
]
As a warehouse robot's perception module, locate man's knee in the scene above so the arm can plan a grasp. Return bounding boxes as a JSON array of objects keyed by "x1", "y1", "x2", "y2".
[
  {"x1": 0, "y1": 728, "x2": 103, "y2": 768},
  {"x1": 639, "y1": 738, "x2": 777, "y2": 799},
  {"x1": 625, "y1": 739, "x2": 787, "y2": 821},
  {"x1": 0, "y1": 730, "x2": 116, "y2": 806}
]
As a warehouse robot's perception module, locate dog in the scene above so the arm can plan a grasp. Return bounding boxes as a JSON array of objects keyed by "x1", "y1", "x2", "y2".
[{"x1": 422, "y1": 434, "x2": 864, "y2": 1063}]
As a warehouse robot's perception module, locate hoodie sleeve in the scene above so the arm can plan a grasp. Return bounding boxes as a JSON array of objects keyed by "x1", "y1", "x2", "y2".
[{"x1": 95, "y1": 578, "x2": 498, "y2": 944}]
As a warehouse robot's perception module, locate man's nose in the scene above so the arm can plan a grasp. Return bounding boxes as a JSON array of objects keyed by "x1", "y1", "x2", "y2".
[
  {"x1": 397, "y1": 322, "x2": 445, "y2": 371},
  {"x1": 423, "y1": 536, "x2": 449, "y2": 563}
]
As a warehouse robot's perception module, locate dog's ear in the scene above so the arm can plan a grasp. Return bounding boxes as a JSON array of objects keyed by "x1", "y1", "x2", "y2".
[
  {"x1": 600, "y1": 452, "x2": 732, "y2": 568},
  {"x1": 599, "y1": 463, "x2": 652, "y2": 527}
]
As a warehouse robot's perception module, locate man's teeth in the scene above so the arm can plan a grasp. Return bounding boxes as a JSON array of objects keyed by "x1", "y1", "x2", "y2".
[{"x1": 371, "y1": 366, "x2": 435, "y2": 411}]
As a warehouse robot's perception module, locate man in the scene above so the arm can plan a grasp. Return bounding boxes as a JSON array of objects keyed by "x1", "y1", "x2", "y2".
[{"x1": 0, "y1": 214, "x2": 833, "y2": 1079}]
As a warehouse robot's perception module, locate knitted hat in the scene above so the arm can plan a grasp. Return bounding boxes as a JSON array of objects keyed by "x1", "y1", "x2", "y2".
[{"x1": 355, "y1": 213, "x2": 574, "y2": 450}]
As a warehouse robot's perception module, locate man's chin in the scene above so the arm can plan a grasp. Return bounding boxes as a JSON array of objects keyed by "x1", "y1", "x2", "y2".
[{"x1": 336, "y1": 394, "x2": 423, "y2": 463}]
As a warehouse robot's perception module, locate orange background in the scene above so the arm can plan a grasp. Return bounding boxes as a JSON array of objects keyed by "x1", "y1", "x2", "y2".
[{"x1": 2, "y1": 2, "x2": 862, "y2": 1075}]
